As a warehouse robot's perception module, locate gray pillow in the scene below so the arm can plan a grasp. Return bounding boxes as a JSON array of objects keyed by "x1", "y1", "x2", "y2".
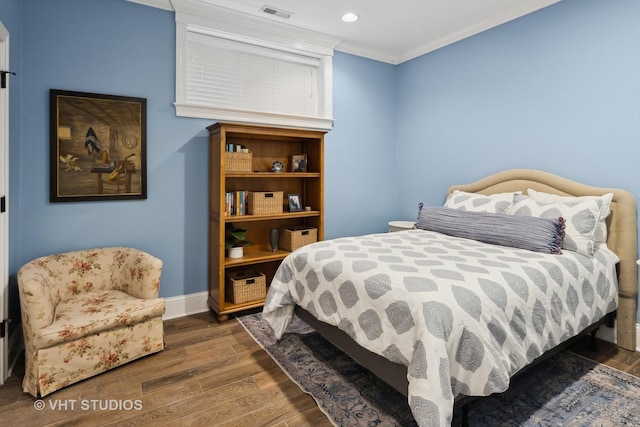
[
  {"x1": 507, "y1": 194, "x2": 603, "y2": 257},
  {"x1": 416, "y1": 204, "x2": 565, "y2": 254}
]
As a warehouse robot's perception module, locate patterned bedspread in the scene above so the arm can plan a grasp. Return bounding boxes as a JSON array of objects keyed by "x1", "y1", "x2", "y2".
[{"x1": 262, "y1": 229, "x2": 619, "y2": 426}]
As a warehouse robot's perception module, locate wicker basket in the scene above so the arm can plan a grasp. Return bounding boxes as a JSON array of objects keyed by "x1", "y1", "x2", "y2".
[
  {"x1": 280, "y1": 226, "x2": 318, "y2": 251},
  {"x1": 247, "y1": 191, "x2": 283, "y2": 215},
  {"x1": 225, "y1": 152, "x2": 252, "y2": 172},
  {"x1": 226, "y1": 269, "x2": 266, "y2": 303}
]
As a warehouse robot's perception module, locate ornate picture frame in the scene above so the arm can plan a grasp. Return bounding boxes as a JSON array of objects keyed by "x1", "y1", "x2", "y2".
[{"x1": 50, "y1": 89, "x2": 147, "y2": 202}]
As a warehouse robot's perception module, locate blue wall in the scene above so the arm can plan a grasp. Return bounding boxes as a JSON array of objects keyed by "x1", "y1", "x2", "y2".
[
  {"x1": 328, "y1": 52, "x2": 397, "y2": 238},
  {"x1": 4, "y1": 0, "x2": 397, "y2": 298},
  {"x1": 13, "y1": 0, "x2": 210, "y2": 297},
  {"x1": 4, "y1": 0, "x2": 640, "y2": 320},
  {"x1": 396, "y1": 0, "x2": 640, "y2": 217}
]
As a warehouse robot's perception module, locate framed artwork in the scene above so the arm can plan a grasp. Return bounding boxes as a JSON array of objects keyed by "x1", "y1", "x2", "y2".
[
  {"x1": 50, "y1": 89, "x2": 147, "y2": 202},
  {"x1": 288, "y1": 194, "x2": 302, "y2": 212},
  {"x1": 291, "y1": 154, "x2": 307, "y2": 172}
]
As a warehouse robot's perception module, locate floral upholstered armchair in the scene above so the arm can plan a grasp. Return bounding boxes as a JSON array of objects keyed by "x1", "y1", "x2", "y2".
[{"x1": 17, "y1": 247, "x2": 166, "y2": 397}]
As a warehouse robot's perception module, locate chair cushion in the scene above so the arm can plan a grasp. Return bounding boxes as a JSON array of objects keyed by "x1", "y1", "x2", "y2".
[{"x1": 33, "y1": 290, "x2": 165, "y2": 349}]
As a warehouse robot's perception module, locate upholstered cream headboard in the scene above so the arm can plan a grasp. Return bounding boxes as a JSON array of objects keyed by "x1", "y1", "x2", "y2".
[{"x1": 449, "y1": 169, "x2": 638, "y2": 351}]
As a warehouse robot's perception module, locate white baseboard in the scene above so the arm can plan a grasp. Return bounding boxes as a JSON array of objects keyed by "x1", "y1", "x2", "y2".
[{"x1": 163, "y1": 291, "x2": 210, "y2": 320}]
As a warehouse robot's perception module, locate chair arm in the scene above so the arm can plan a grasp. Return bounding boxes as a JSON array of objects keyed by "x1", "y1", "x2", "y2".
[
  {"x1": 114, "y1": 248, "x2": 164, "y2": 299},
  {"x1": 17, "y1": 262, "x2": 58, "y2": 337}
]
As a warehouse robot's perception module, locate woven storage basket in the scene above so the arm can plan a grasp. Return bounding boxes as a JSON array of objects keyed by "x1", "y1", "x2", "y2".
[
  {"x1": 226, "y1": 269, "x2": 266, "y2": 303},
  {"x1": 280, "y1": 226, "x2": 318, "y2": 251},
  {"x1": 225, "y1": 152, "x2": 252, "y2": 172},
  {"x1": 247, "y1": 191, "x2": 283, "y2": 214}
]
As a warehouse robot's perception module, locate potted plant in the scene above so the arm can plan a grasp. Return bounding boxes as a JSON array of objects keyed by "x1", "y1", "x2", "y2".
[{"x1": 225, "y1": 223, "x2": 252, "y2": 258}]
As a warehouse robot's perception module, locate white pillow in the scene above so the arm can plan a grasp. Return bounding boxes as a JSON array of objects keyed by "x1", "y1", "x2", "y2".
[
  {"x1": 527, "y1": 189, "x2": 612, "y2": 245},
  {"x1": 507, "y1": 194, "x2": 605, "y2": 257},
  {"x1": 444, "y1": 190, "x2": 520, "y2": 214}
]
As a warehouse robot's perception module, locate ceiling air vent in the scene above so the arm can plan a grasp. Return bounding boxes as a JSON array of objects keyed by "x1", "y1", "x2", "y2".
[{"x1": 260, "y1": 5, "x2": 292, "y2": 19}]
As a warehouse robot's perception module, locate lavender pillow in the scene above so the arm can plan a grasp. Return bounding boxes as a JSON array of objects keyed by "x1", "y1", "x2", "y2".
[{"x1": 416, "y1": 204, "x2": 565, "y2": 254}]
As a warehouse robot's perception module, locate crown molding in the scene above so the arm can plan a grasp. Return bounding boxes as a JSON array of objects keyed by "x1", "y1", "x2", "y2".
[
  {"x1": 129, "y1": 0, "x2": 340, "y2": 53},
  {"x1": 394, "y1": 0, "x2": 560, "y2": 63},
  {"x1": 336, "y1": 0, "x2": 561, "y2": 64},
  {"x1": 129, "y1": 0, "x2": 560, "y2": 65},
  {"x1": 128, "y1": 0, "x2": 173, "y2": 11},
  {"x1": 335, "y1": 43, "x2": 399, "y2": 65}
]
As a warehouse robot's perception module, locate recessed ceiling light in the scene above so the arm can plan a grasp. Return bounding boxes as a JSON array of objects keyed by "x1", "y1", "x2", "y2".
[{"x1": 342, "y1": 12, "x2": 358, "y2": 23}]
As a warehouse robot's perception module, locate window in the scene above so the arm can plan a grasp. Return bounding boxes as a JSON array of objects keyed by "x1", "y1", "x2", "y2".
[{"x1": 174, "y1": 5, "x2": 336, "y2": 129}]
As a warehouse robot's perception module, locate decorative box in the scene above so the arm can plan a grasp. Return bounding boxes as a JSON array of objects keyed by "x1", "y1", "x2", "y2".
[
  {"x1": 280, "y1": 226, "x2": 318, "y2": 251},
  {"x1": 226, "y1": 269, "x2": 266, "y2": 303},
  {"x1": 247, "y1": 191, "x2": 283, "y2": 215},
  {"x1": 225, "y1": 152, "x2": 252, "y2": 172}
]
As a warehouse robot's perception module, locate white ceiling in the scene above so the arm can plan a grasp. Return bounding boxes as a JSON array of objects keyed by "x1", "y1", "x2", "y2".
[{"x1": 133, "y1": 0, "x2": 560, "y2": 64}]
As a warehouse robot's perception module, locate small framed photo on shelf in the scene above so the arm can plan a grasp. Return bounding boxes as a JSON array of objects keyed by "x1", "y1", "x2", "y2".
[
  {"x1": 288, "y1": 194, "x2": 302, "y2": 212},
  {"x1": 291, "y1": 154, "x2": 307, "y2": 172}
]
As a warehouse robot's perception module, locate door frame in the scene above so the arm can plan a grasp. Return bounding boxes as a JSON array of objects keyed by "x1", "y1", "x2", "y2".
[{"x1": 0, "y1": 19, "x2": 10, "y2": 385}]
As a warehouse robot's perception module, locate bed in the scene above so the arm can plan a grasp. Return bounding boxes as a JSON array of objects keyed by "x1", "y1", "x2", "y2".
[{"x1": 262, "y1": 169, "x2": 638, "y2": 426}]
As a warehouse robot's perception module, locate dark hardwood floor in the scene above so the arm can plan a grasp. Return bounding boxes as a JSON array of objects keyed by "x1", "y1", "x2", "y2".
[{"x1": 0, "y1": 311, "x2": 638, "y2": 426}]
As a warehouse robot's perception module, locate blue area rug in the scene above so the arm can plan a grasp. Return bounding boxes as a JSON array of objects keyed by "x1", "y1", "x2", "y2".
[{"x1": 237, "y1": 313, "x2": 640, "y2": 426}]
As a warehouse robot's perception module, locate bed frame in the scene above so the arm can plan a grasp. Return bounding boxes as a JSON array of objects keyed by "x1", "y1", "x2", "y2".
[{"x1": 295, "y1": 169, "x2": 637, "y2": 400}]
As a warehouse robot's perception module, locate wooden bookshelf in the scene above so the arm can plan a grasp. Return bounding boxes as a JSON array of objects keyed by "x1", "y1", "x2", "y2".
[{"x1": 207, "y1": 122, "x2": 327, "y2": 321}]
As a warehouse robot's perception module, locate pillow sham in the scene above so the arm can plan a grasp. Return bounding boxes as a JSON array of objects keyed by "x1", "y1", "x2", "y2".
[
  {"x1": 507, "y1": 194, "x2": 603, "y2": 257},
  {"x1": 416, "y1": 204, "x2": 564, "y2": 254},
  {"x1": 443, "y1": 190, "x2": 520, "y2": 213},
  {"x1": 527, "y1": 189, "x2": 612, "y2": 245}
]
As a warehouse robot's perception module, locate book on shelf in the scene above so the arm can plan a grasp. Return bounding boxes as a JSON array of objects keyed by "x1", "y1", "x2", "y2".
[
  {"x1": 225, "y1": 190, "x2": 248, "y2": 216},
  {"x1": 225, "y1": 144, "x2": 250, "y2": 153}
]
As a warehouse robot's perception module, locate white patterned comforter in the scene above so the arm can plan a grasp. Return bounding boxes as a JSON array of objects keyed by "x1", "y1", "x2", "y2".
[{"x1": 262, "y1": 229, "x2": 619, "y2": 426}]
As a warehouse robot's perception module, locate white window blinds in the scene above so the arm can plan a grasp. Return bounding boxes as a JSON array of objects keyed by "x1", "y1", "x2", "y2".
[
  {"x1": 174, "y1": 16, "x2": 335, "y2": 130},
  {"x1": 186, "y1": 32, "x2": 319, "y2": 117}
]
